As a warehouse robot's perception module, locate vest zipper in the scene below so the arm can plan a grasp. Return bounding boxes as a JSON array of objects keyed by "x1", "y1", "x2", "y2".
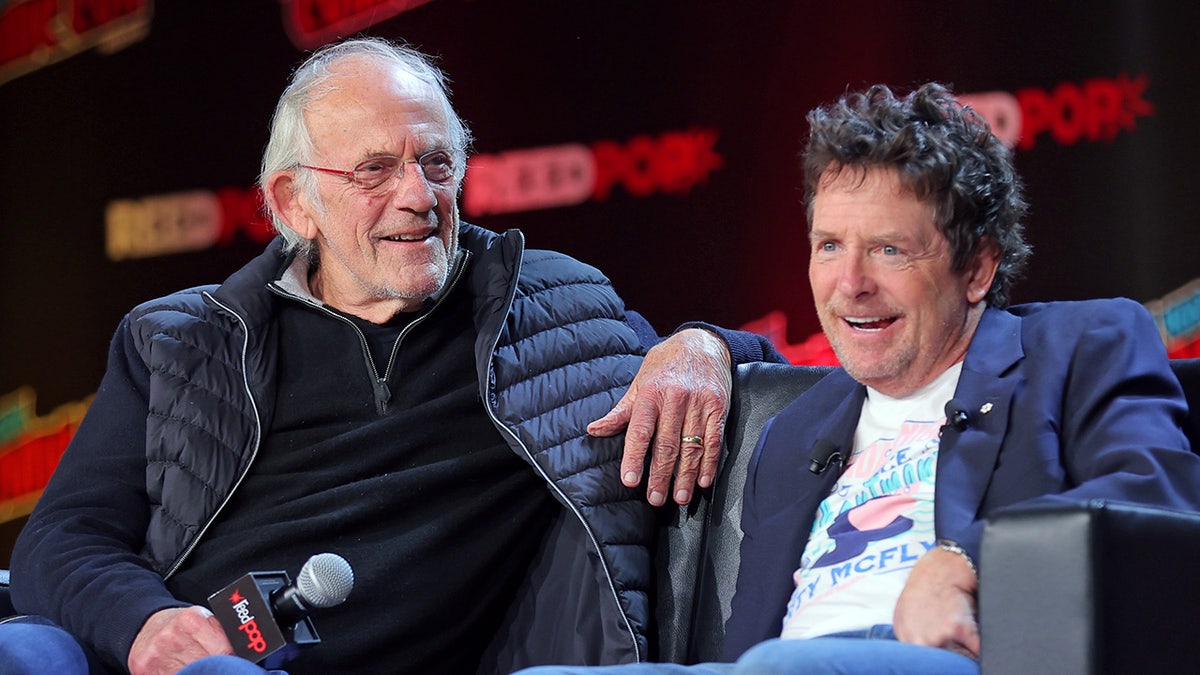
[
  {"x1": 165, "y1": 292, "x2": 264, "y2": 579},
  {"x1": 478, "y1": 235, "x2": 642, "y2": 662}
]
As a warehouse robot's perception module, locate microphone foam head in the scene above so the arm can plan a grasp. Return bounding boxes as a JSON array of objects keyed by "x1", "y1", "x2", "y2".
[{"x1": 296, "y1": 552, "x2": 355, "y2": 608}]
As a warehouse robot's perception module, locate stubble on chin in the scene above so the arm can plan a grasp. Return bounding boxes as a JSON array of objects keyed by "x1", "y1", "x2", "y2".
[
  {"x1": 381, "y1": 246, "x2": 453, "y2": 304},
  {"x1": 821, "y1": 318, "x2": 912, "y2": 389}
]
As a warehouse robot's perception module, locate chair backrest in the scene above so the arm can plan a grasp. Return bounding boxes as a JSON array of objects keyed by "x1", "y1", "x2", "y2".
[{"x1": 654, "y1": 362, "x2": 832, "y2": 663}]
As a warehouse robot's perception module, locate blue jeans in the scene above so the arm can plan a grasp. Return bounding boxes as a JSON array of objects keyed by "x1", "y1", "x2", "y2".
[
  {"x1": 0, "y1": 616, "x2": 287, "y2": 675},
  {"x1": 515, "y1": 626, "x2": 979, "y2": 675},
  {"x1": 734, "y1": 627, "x2": 979, "y2": 675},
  {"x1": 516, "y1": 662, "x2": 733, "y2": 675},
  {"x1": 0, "y1": 615, "x2": 103, "y2": 674}
]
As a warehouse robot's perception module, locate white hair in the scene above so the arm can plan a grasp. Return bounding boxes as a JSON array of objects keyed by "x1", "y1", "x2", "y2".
[{"x1": 259, "y1": 38, "x2": 473, "y2": 255}]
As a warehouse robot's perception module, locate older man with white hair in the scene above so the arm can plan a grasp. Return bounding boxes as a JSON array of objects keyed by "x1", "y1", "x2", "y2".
[{"x1": 0, "y1": 38, "x2": 782, "y2": 675}]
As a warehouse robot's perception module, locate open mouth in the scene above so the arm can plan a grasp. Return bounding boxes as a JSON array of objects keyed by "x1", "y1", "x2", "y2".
[
  {"x1": 844, "y1": 316, "x2": 898, "y2": 332},
  {"x1": 381, "y1": 232, "x2": 433, "y2": 242}
]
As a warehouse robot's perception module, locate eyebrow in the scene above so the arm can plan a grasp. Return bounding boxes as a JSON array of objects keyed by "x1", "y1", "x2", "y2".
[
  {"x1": 357, "y1": 146, "x2": 452, "y2": 161},
  {"x1": 809, "y1": 229, "x2": 934, "y2": 256},
  {"x1": 810, "y1": 227, "x2": 918, "y2": 242}
]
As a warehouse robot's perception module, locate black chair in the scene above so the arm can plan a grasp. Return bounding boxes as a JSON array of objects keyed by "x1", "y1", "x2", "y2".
[{"x1": 978, "y1": 357, "x2": 1200, "y2": 674}]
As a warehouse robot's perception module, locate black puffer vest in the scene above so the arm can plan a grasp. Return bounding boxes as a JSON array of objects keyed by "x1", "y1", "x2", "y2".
[{"x1": 127, "y1": 224, "x2": 654, "y2": 668}]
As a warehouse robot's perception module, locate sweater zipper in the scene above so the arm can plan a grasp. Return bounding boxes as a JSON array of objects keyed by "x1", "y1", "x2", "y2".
[
  {"x1": 308, "y1": 307, "x2": 415, "y2": 416},
  {"x1": 479, "y1": 238, "x2": 642, "y2": 662},
  {"x1": 164, "y1": 292, "x2": 264, "y2": 579},
  {"x1": 267, "y1": 252, "x2": 471, "y2": 416},
  {"x1": 165, "y1": 257, "x2": 471, "y2": 576},
  {"x1": 312, "y1": 256, "x2": 471, "y2": 415}
]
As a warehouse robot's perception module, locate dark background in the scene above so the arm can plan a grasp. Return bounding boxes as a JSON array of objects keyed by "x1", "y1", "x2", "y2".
[{"x1": 2, "y1": 0, "x2": 1198, "y2": 562}]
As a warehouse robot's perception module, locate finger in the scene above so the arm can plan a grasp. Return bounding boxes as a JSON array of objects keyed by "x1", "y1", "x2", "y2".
[
  {"x1": 617, "y1": 390, "x2": 663, "y2": 488},
  {"x1": 645, "y1": 436, "x2": 680, "y2": 506},
  {"x1": 645, "y1": 394, "x2": 685, "y2": 506},
  {"x1": 198, "y1": 611, "x2": 236, "y2": 655},
  {"x1": 946, "y1": 640, "x2": 979, "y2": 659},
  {"x1": 171, "y1": 607, "x2": 232, "y2": 655},
  {"x1": 954, "y1": 614, "x2": 981, "y2": 657},
  {"x1": 697, "y1": 408, "x2": 726, "y2": 489},
  {"x1": 588, "y1": 386, "x2": 637, "y2": 437},
  {"x1": 619, "y1": 439, "x2": 649, "y2": 488},
  {"x1": 891, "y1": 610, "x2": 915, "y2": 644},
  {"x1": 672, "y1": 440, "x2": 703, "y2": 504},
  {"x1": 672, "y1": 406, "x2": 709, "y2": 504}
]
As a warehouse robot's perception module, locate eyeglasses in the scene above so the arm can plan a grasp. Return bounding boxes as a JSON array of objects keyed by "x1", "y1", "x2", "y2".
[{"x1": 299, "y1": 150, "x2": 457, "y2": 190}]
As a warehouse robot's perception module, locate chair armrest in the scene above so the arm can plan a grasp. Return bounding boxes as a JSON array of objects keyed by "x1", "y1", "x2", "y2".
[{"x1": 979, "y1": 500, "x2": 1200, "y2": 674}]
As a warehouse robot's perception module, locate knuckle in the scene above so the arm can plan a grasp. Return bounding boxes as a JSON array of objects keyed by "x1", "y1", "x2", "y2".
[
  {"x1": 625, "y1": 420, "x2": 655, "y2": 441},
  {"x1": 659, "y1": 387, "x2": 690, "y2": 408},
  {"x1": 676, "y1": 450, "x2": 701, "y2": 471},
  {"x1": 650, "y1": 450, "x2": 679, "y2": 472}
]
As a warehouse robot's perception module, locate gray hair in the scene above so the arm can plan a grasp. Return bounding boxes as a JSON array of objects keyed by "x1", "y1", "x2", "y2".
[{"x1": 259, "y1": 37, "x2": 474, "y2": 255}]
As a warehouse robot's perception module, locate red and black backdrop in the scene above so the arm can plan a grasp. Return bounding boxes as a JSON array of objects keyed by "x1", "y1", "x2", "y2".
[{"x1": 2, "y1": 1, "x2": 1199, "y2": 557}]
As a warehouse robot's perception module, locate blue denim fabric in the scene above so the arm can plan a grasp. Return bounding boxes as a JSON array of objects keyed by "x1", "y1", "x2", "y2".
[
  {"x1": 0, "y1": 615, "x2": 97, "y2": 674},
  {"x1": 514, "y1": 625, "x2": 979, "y2": 675},
  {"x1": 516, "y1": 663, "x2": 734, "y2": 675},
  {"x1": 734, "y1": 627, "x2": 979, "y2": 675},
  {"x1": 0, "y1": 616, "x2": 291, "y2": 675}
]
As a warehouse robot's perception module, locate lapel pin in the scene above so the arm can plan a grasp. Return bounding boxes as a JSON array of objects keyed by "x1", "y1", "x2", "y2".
[{"x1": 980, "y1": 402, "x2": 993, "y2": 415}]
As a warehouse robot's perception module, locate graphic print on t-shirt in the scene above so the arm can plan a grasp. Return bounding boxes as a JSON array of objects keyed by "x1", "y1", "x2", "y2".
[
  {"x1": 811, "y1": 493, "x2": 915, "y2": 567},
  {"x1": 780, "y1": 417, "x2": 943, "y2": 639}
]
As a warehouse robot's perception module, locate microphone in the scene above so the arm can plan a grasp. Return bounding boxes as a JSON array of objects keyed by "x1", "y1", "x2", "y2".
[
  {"x1": 208, "y1": 553, "x2": 354, "y2": 663},
  {"x1": 943, "y1": 398, "x2": 971, "y2": 432},
  {"x1": 272, "y1": 553, "x2": 355, "y2": 626},
  {"x1": 808, "y1": 439, "x2": 843, "y2": 475}
]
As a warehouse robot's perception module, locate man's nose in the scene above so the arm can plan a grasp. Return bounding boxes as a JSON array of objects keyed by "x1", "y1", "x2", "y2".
[
  {"x1": 389, "y1": 162, "x2": 438, "y2": 212},
  {"x1": 836, "y1": 252, "x2": 877, "y2": 298}
]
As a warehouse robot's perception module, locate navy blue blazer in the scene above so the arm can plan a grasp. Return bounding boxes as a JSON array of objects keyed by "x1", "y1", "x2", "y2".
[{"x1": 721, "y1": 298, "x2": 1200, "y2": 660}]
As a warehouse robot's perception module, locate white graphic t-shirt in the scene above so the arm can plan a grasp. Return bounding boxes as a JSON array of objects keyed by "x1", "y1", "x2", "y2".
[{"x1": 779, "y1": 362, "x2": 962, "y2": 639}]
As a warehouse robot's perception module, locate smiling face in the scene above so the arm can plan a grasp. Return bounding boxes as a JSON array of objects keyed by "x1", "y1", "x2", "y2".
[
  {"x1": 808, "y1": 166, "x2": 998, "y2": 397},
  {"x1": 266, "y1": 57, "x2": 460, "y2": 323}
]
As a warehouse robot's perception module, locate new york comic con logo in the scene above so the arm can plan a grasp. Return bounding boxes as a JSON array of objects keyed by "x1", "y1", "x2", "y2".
[{"x1": 227, "y1": 589, "x2": 269, "y2": 653}]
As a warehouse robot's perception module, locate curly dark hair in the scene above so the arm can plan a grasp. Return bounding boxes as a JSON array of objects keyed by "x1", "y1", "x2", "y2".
[{"x1": 802, "y1": 82, "x2": 1031, "y2": 307}]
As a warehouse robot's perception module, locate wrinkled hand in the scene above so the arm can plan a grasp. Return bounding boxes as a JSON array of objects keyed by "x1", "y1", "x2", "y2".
[
  {"x1": 588, "y1": 328, "x2": 732, "y2": 506},
  {"x1": 893, "y1": 546, "x2": 980, "y2": 658},
  {"x1": 128, "y1": 605, "x2": 234, "y2": 675}
]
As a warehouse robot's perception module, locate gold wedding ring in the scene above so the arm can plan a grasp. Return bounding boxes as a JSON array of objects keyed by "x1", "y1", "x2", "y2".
[{"x1": 681, "y1": 435, "x2": 704, "y2": 444}]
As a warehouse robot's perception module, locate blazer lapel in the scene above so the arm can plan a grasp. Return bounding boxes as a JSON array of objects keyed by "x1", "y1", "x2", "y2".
[
  {"x1": 935, "y1": 307, "x2": 1024, "y2": 536},
  {"x1": 752, "y1": 371, "x2": 864, "y2": 559}
]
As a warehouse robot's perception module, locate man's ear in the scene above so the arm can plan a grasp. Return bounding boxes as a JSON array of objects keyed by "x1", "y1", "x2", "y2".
[
  {"x1": 264, "y1": 171, "x2": 318, "y2": 239},
  {"x1": 967, "y1": 237, "x2": 1001, "y2": 304}
]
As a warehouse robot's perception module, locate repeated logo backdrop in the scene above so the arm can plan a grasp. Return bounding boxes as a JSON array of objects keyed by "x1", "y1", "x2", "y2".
[{"x1": 2, "y1": 1, "x2": 1199, "y2": 549}]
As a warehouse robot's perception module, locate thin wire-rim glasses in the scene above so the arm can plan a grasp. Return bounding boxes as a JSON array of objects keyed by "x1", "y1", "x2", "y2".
[{"x1": 299, "y1": 149, "x2": 456, "y2": 190}]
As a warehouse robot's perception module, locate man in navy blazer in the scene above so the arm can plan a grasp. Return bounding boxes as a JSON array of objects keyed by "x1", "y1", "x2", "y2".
[
  {"x1": 718, "y1": 83, "x2": 1200, "y2": 674},
  {"x1": 518, "y1": 83, "x2": 1200, "y2": 675},
  {"x1": 722, "y1": 299, "x2": 1200, "y2": 669}
]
